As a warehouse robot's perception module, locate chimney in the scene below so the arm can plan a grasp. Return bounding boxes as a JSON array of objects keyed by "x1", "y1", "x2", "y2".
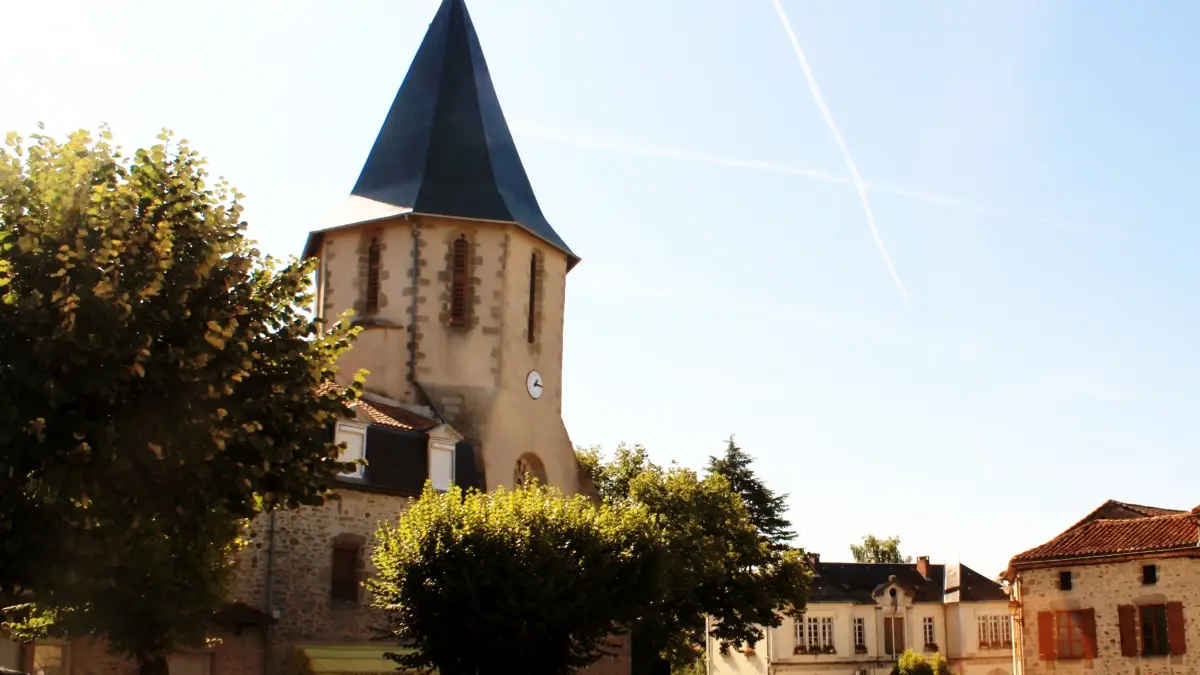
[
  {"x1": 916, "y1": 556, "x2": 930, "y2": 579},
  {"x1": 807, "y1": 552, "x2": 821, "y2": 576}
]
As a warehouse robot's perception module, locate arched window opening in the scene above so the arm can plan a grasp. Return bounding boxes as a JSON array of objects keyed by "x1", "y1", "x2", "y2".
[
  {"x1": 527, "y1": 252, "x2": 539, "y2": 343},
  {"x1": 513, "y1": 453, "x2": 548, "y2": 488},
  {"x1": 450, "y1": 235, "x2": 470, "y2": 326},
  {"x1": 365, "y1": 237, "x2": 381, "y2": 315},
  {"x1": 330, "y1": 543, "x2": 361, "y2": 603}
]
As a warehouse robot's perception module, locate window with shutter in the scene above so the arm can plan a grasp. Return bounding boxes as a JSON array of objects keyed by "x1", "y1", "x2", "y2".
[
  {"x1": 1080, "y1": 608, "x2": 1097, "y2": 659},
  {"x1": 884, "y1": 617, "x2": 905, "y2": 656},
  {"x1": 1118, "y1": 605, "x2": 1138, "y2": 657},
  {"x1": 330, "y1": 545, "x2": 360, "y2": 603},
  {"x1": 1056, "y1": 611, "x2": 1086, "y2": 659},
  {"x1": 1141, "y1": 604, "x2": 1170, "y2": 656},
  {"x1": 1037, "y1": 612, "x2": 1057, "y2": 661},
  {"x1": 333, "y1": 423, "x2": 366, "y2": 478},
  {"x1": 429, "y1": 442, "x2": 455, "y2": 492},
  {"x1": 1166, "y1": 602, "x2": 1187, "y2": 656},
  {"x1": 450, "y1": 235, "x2": 469, "y2": 326},
  {"x1": 365, "y1": 238, "x2": 381, "y2": 315},
  {"x1": 527, "y1": 252, "x2": 539, "y2": 344}
]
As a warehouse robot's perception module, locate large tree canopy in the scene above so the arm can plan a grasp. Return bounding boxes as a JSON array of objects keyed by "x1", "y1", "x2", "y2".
[
  {"x1": 578, "y1": 443, "x2": 810, "y2": 671},
  {"x1": 369, "y1": 482, "x2": 670, "y2": 675},
  {"x1": 707, "y1": 436, "x2": 795, "y2": 550},
  {"x1": 0, "y1": 127, "x2": 362, "y2": 669},
  {"x1": 850, "y1": 534, "x2": 912, "y2": 564}
]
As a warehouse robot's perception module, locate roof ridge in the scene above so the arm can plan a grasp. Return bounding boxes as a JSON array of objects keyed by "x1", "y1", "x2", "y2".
[
  {"x1": 1088, "y1": 511, "x2": 1193, "y2": 525},
  {"x1": 1113, "y1": 499, "x2": 1186, "y2": 515}
]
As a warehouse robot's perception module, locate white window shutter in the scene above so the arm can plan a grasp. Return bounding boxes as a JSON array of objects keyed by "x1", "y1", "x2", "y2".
[
  {"x1": 429, "y1": 443, "x2": 455, "y2": 491},
  {"x1": 334, "y1": 423, "x2": 367, "y2": 476}
]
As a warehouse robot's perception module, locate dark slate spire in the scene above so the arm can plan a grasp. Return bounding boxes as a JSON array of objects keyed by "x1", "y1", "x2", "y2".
[{"x1": 349, "y1": 0, "x2": 576, "y2": 265}]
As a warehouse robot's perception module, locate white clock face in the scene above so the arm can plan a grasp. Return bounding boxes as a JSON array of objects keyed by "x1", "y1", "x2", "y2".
[{"x1": 526, "y1": 370, "x2": 544, "y2": 400}]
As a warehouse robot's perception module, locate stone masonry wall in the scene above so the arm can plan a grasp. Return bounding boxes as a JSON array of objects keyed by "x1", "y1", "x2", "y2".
[
  {"x1": 226, "y1": 488, "x2": 414, "y2": 675},
  {"x1": 1016, "y1": 556, "x2": 1200, "y2": 675}
]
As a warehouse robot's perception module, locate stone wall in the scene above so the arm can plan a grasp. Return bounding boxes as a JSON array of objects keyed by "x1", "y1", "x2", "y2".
[
  {"x1": 1015, "y1": 556, "x2": 1200, "y2": 675},
  {"x1": 226, "y1": 488, "x2": 414, "y2": 675}
]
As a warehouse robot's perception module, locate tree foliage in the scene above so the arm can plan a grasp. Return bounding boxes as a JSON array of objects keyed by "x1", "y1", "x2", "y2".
[
  {"x1": 890, "y1": 650, "x2": 950, "y2": 675},
  {"x1": 850, "y1": 534, "x2": 911, "y2": 564},
  {"x1": 368, "y1": 482, "x2": 669, "y2": 675},
  {"x1": 706, "y1": 436, "x2": 795, "y2": 550},
  {"x1": 0, "y1": 127, "x2": 362, "y2": 667},
  {"x1": 577, "y1": 443, "x2": 810, "y2": 670}
]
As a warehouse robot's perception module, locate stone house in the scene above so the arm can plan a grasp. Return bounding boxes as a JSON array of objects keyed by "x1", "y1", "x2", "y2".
[
  {"x1": 2, "y1": 0, "x2": 629, "y2": 673},
  {"x1": 1005, "y1": 499, "x2": 1200, "y2": 675},
  {"x1": 710, "y1": 554, "x2": 1013, "y2": 675}
]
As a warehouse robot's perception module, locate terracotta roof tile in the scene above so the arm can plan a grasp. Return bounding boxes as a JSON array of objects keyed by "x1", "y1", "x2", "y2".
[
  {"x1": 352, "y1": 399, "x2": 440, "y2": 432},
  {"x1": 1120, "y1": 501, "x2": 1187, "y2": 517},
  {"x1": 1010, "y1": 512, "x2": 1199, "y2": 566},
  {"x1": 314, "y1": 382, "x2": 441, "y2": 432}
]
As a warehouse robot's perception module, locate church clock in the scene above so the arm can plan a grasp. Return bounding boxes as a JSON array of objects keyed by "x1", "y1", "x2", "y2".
[{"x1": 526, "y1": 370, "x2": 544, "y2": 400}]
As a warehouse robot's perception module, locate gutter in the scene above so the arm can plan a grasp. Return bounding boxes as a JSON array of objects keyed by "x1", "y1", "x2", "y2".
[{"x1": 1009, "y1": 544, "x2": 1200, "y2": 570}]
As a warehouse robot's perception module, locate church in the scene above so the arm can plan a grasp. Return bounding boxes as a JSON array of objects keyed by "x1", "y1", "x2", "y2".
[{"x1": 3, "y1": 1, "x2": 626, "y2": 674}]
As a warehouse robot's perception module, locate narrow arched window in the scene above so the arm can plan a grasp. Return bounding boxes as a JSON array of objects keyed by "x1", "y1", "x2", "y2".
[
  {"x1": 450, "y1": 235, "x2": 469, "y2": 326},
  {"x1": 364, "y1": 237, "x2": 381, "y2": 315},
  {"x1": 527, "y1": 252, "x2": 539, "y2": 343},
  {"x1": 330, "y1": 543, "x2": 361, "y2": 603}
]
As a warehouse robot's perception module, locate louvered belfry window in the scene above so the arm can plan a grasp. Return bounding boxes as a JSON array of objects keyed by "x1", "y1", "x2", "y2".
[
  {"x1": 450, "y1": 235, "x2": 469, "y2": 326},
  {"x1": 365, "y1": 237, "x2": 381, "y2": 315},
  {"x1": 527, "y1": 252, "x2": 539, "y2": 343}
]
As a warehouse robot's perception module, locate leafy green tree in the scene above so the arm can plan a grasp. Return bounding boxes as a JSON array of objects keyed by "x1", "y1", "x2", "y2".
[
  {"x1": 368, "y1": 482, "x2": 670, "y2": 675},
  {"x1": 850, "y1": 535, "x2": 912, "y2": 563},
  {"x1": 578, "y1": 444, "x2": 810, "y2": 673},
  {"x1": 890, "y1": 650, "x2": 950, "y2": 675},
  {"x1": 0, "y1": 127, "x2": 362, "y2": 673},
  {"x1": 707, "y1": 436, "x2": 795, "y2": 549}
]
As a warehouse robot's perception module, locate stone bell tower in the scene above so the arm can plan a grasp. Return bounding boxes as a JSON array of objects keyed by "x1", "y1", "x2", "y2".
[{"x1": 304, "y1": 0, "x2": 585, "y2": 495}]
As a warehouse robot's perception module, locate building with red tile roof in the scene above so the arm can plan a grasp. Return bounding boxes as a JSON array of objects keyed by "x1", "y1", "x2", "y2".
[{"x1": 1005, "y1": 499, "x2": 1200, "y2": 675}]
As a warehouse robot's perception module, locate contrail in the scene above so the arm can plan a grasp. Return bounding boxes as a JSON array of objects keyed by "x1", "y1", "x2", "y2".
[{"x1": 771, "y1": 0, "x2": 910, "y2": 306}]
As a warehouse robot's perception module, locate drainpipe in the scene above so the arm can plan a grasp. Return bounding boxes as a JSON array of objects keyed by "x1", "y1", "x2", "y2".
[
  {"x1": 408, "y1": 217, "x2": 419, "y2": 387},
  {"x1": 1010, "y1": 578, "x2": 1022, "y2": 675},
  {"x1": 262, "y1": 511, "x2": 277, "y2": 675}
]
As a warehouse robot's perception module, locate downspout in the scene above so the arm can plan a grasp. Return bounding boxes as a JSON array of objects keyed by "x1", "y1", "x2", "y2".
[
  {"x1": 262, "y1": 511, "x2": 277, "y2": 675},
  {"x1": 408, "y1": 217, "x2": 419, "y2": 387},
  {"x1": 1010, "y1": 577, "x2": 1022, "y2": 675}
]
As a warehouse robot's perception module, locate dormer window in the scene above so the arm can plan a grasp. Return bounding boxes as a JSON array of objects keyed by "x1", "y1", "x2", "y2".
[
  {"x1": 334, "y1": 422, "x2": 367, "y2": 478},
  {"x1": 429, "y1": 441, "x2": 455, "y2": 492}
]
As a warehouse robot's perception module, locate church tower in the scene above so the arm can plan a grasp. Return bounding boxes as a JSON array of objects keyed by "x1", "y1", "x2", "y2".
[{"x1": 304, "y1": 0, "x2": 584, "y2": 495}]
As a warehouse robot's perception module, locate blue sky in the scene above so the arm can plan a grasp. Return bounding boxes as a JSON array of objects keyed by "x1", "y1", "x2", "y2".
[{"x1": 7, "y1": 0, "x2": 1200, "y2": 577}]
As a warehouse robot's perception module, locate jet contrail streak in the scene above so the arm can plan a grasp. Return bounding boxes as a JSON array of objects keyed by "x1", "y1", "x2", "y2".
[{"x1": 771, "y1": 0, "x2": 910, "y2": 306}]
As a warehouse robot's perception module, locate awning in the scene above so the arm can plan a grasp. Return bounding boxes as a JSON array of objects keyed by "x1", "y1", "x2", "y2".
[{"x1": 294, "y1": 645, "x2": 417, "y2": 675}]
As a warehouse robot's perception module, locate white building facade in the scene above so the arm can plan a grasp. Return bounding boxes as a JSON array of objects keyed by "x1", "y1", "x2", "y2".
[{"x1": 710, "y1": 556, "x2": 1015, "y2": 675}]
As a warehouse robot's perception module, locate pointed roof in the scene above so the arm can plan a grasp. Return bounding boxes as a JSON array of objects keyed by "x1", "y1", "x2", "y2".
[
  {"x1": 310, "y1": 0, "x2": 576, "y2": 267},
  {"x1": 1008, "y1": 511, "x2": 1199, "y2": 567}
]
